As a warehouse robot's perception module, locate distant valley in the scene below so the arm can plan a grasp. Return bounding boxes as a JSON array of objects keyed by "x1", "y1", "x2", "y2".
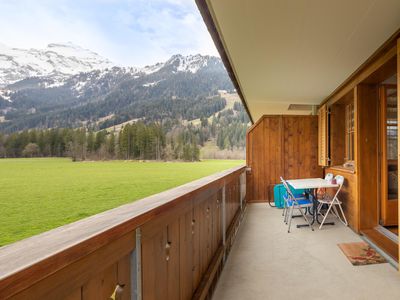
[{"x1": 0, "y1": 43, "x2": 249, "y2": 160}]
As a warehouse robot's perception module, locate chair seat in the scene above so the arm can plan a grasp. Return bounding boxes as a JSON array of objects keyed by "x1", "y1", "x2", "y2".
[
  {"x1": 293, "y1": 193, "x2": 306, "y2": 198},
  {"x1": 284, "y1": 194, "x2": 306, "y2": 201},
  {"x1": 287, "y1": 199, "x2": 313, "y2": 207}
]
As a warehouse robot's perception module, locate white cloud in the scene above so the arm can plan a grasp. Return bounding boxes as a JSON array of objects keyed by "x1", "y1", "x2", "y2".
[{"x1": 0, "y1": 0, "x2": 218, "y2": 67}]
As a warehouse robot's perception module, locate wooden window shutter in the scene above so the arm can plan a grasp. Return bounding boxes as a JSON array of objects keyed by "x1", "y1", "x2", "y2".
[{"x1": 318, "y1": 104, "x2": 329, "y2": 166}]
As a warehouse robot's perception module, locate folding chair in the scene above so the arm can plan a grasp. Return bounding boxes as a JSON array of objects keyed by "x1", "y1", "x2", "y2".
[
  {"x1": 316, "y1": 172, "x2": 334, "y2": 202},
  {"x1": 324, "y1": 173, "x2": 333, "y2": 181},
  {"x1": 317, "y1": 175, "x2": 348, "y2": 229},
  {"x1": 280, "y1": 177, "x2": 314, "y2": 233},
  {"x1": 279, "y1": 177, "x2": 306, "y2": 217}
]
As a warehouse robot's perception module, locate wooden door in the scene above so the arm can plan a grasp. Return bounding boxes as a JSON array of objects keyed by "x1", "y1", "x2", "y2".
[{"x1": 379, "y1": 84, "x2": 398, "y2": 226}]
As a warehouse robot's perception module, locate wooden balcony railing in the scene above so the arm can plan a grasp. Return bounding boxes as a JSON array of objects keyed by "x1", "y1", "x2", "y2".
[{"x1": 0, "y1": 165, "x2": 246, "y2": 300}]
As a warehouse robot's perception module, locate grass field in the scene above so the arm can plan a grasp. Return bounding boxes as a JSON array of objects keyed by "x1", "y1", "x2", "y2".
[{"x1": 0, "y1": 158, "x2": 244, "y2": 246}]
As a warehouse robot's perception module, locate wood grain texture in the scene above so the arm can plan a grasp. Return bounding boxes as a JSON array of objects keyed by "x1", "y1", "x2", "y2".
[
  {"x1": 329, "y1": 103, "x2": 346, "y2": 166},
  {"x1": 398, "y1": 37, "x2": 400, "y2": 264},
  {"x1": 356, "y1": 84, "x2": 379, "y2": 230},
  {"x1": 379, "y1": 85, "x2": 398, "y2": 226},
  {"x1": 246, "y1": 115, "x2": 322, "y2": 202},
  {"x1": 325, "y1": 167, "x2": 359, "y2": 232},
  {"x1": 141, "y1": 174, "x2": 243, "y2": 300},
  {"x1": 318, "y1": 104, "x2": 329, "y2": 166},
  {"x1": 362, "y1": 228, "x2": 399, "y2": 261},
  {"x1": 9, "y1": 232, "x2": 135, "y2": 300},
  {"x1": 0, "y1": 166, "x2": 246, "y2": 299}
]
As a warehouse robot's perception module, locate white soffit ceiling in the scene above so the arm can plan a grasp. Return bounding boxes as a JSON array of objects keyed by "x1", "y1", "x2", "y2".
[{"x1": 207, "y1": 0, "x2": 400, "y2": 121}]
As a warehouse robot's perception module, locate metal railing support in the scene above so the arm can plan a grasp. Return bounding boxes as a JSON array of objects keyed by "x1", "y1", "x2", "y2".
[{"x1": 132, "y1": 228, "x2": 142, "y2": 300}]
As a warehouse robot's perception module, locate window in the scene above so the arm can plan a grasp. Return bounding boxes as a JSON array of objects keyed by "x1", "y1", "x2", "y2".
[
  {"x1": 345, "y1": 103, "x2": 354, "y2": 161},
  {"x1": 318, "y1": 104, "x2": 328, "y2": 166}
]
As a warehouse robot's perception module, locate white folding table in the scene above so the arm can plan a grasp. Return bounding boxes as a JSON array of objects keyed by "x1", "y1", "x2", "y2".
[
  {"x1": 287, "y1": 178, "x2": 339, "y2": 227},
  {"x1": 287, "y1": 178, "x2": 338, "y2": 190}
]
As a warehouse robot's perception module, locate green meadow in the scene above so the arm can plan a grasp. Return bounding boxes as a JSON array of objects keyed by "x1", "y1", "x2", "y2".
[{"x1": 0, "y1": 158, "x2": 244, "y2": 246}]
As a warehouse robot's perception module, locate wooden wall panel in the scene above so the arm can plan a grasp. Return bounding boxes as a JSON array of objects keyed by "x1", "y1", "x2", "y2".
[
  {"x1": 198, "y1": 197, "x2": 212, "y2": 277},
  {"x1": 10, "y1": 232, "x2": 135, "y2": 300},
  {"x1": 246, "y1": 130, "x2": 254, "y2": 201},
  {"x1": 82, "y1": 263, "x2": 118, "y2": 299},
  {"x1": 140, "y1": 178, "x2": 243, "y2": 300},
  {"x1": 192, "y1": 203, "x2": 201, "y2": 290},
  {"x1": 325, "y1": 168, "x2": 359, "y2": 232},
  {"x1": 250, "y1": 122, "x2": 265, "y2": 200},
  {"x1": 330, "y1": 103, "x2": 346, "y2": 166},
  {"x1": 117, "y1": 254, "x2": 132, "y2": 300},
  {"x1": 141, "y1": 208, "x2": 183, "y2": 300},
  {"x1": 246, "y1": 115, "x2": 322, "y2": 202},
  {"x1": 398, "y1": 38, "x2": 400, "y2": 262},
  {"x1": 284, "y1": 116, "x2": 320, "y2": 179},
  {"x1": 179, "y1": 209, "x2": 195, "y2": 300},
  {"x1": 64, "y1": 289, "x2": 82, "y2": 300},
  {"x1": 141, "y1": 227, "x2": 168, "y2": 300},
  {"x1": 356, "y1": 84, "x2": 379, "y2": 230}
]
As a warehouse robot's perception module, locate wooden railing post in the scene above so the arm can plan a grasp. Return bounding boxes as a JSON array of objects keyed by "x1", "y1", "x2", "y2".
[
  {"x1": 222, "y1": 184, "x2": 226, "y2": 263},
  {"x1": 240, "y1": 171, "x2": 246, "y2": 210}
]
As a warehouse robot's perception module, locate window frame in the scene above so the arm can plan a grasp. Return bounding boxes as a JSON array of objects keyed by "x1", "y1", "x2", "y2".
[{"x1": 344, "y1": 102, "x2": 355, "y2": 163}]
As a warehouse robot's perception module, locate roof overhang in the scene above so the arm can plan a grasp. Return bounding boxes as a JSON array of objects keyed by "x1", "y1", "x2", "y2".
[{"x1": 196, "y1": 0, "x2": 400, "y2": 123}]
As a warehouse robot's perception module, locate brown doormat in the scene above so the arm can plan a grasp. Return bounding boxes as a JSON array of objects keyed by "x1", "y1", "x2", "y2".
[{"x1": 338, "y1": 242, "x2": 387, "y2": 266}]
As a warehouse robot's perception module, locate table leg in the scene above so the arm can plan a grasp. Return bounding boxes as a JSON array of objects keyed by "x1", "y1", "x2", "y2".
[{"x1": 297, "y1": 190, "x2": 335, "y2": 228}]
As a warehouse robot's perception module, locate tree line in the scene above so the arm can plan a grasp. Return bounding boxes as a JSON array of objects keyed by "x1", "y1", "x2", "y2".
[
  {"x1": 0, "y1": 121, "x2": 201, "y2": 161},
  {"x1": 0, "y1": 102, "x2": 250, "y2": 161}
]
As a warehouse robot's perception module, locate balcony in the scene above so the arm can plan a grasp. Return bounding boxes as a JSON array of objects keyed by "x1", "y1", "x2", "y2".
[
  {"x1": 0, "y1": 166, "x2": 246, "y2": 299},
  {"x1": 2, "y1": 1, "x2": 400, "y2": 299},
  {"x1": 213, "y1": 204, "x2": 400, "y2": 300}
]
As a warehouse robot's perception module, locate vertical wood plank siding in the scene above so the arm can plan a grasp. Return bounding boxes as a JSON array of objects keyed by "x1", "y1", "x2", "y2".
[
  {"x1": 318, "y1": 104, "x2": 329, "y2": 166},
  {"x1": 0, "y1": 166, "x2": 246, "y2": 300},
  {"x1": 246, "y1": 115, "x2": 323, "y2": 202}
]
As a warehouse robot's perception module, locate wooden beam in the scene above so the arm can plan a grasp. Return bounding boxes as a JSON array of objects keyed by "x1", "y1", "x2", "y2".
[
  {"x1": 326, "y1": 45, "x2": 397, "y2": 106},
  {"x1": 357, "y1": 84, "x2": 379, "y2": 230},
  {"x1": 397, "y1": 37, "x2": 400, "y2": 267},
  {"x1": 323, "y1": 28, "x2": 400, "y2": 107}
]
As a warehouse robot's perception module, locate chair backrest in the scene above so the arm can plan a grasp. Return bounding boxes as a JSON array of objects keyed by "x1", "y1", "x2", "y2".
[
  {"x1": 335, "y1": 175, "x2": 344, "y2": 186},
  {"x1": 324, "y1": 173, "x2": 334, "y2": 181},
  {"x1": 280, "y1": 177, "x2": 295, "y2": 200},
  {"x1": 333, "y1": 175, "x2": 344, "y2": 199}
]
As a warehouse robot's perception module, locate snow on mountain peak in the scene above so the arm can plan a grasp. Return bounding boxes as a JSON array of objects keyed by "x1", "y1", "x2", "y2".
[
  {"x1": 0, "y1": 43, "x2": 114, "y2": 86},
  {"x1": 0, "y1": 41, "x2": 220, "y2": 89},
  {"x1": 166, "y1": 54, "x2": 210, "y2": 73}
]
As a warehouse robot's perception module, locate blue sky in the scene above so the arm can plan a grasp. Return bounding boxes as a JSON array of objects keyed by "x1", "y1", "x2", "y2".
[{"x1": 0, "y1": 0, "x2": 218, "y2": 66}]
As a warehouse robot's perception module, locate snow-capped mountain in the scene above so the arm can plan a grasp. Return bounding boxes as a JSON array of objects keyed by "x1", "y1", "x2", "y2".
[
  {"x1": 0, "y1": 42, "x2": 114, "y2": 86},
  {"x1": 0, "y1": 44, "x2": 234, "y2": 133}
]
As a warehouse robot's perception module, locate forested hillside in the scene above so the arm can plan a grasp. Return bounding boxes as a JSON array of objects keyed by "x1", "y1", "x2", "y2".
[
  {"x1": 0, "y1": 44, "x2": 250, "y2": 160},
  {"x1": 0, "y1": 101, "x2": 248, "y2": 161}
]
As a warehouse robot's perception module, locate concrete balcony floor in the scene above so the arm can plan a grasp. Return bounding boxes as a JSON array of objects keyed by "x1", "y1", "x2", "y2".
[{"x1": 213, "y1": 204, "x2": 400, "y2": 300}]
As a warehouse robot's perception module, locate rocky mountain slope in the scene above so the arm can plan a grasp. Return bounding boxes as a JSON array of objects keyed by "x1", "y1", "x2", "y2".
[
  {"x1": 0, "y1": 42, "x2": 113, "y2": 87},
  {"x1": 0, "y1": 43, "x2": 239, "y2": 133}
]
